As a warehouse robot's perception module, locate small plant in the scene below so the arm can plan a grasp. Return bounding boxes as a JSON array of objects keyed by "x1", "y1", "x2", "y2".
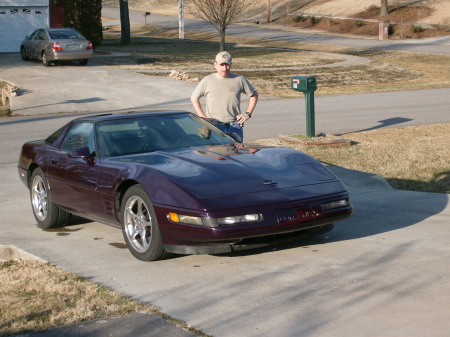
[
  {"x1": 292, "y1": 14, "x2": 306, "y2": 23},
  {"x1": 411, "y1": 24, "x2": 424, "y2": 33},
  {"x1": 309, "y1": 16, "x2": 322, "y2": 25},
  {"x1": 328, "y1": 18, "x2": 339, "y2": 25},
  {"x1": 353, "y1": 20, "x2": 365, "y2": 27}
]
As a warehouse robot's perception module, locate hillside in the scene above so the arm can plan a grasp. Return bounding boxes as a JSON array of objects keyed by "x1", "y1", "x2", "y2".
[{"x1": 103, "y1": 0, "x2": 450, "y2": 25}]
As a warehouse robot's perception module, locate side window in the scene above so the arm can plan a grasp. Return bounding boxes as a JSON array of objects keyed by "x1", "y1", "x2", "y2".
[
  {"x1": 37, "y1": 30, "x2": 46, "y2": 40},
  {"x1": 60, "y1": 122, "x2": 95, "y2": 155},
  {"x1": 30, "y1": 30, "x2": 40, "y2": 40}
]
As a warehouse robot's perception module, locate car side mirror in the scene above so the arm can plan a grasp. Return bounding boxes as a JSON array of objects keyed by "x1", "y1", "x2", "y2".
[{"x1": 69, "y1": 146, "x2": 92, "y2": 158}]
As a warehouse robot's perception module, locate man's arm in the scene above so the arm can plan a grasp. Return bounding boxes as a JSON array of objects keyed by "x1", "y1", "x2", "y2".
[
  {"x1": 191, "y1": 95, "x2": 207, "y2": 118},
  {"x1": 237, "y1": 91, "x2": 258, "y2": 125}
]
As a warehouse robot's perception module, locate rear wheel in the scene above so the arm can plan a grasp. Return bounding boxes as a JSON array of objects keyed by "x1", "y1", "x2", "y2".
[
  {"x1": 42, "y1": 52, "x2": 50, "y2": 66},
  {"x1": 79, "y1": 59, "x2": 88, "y2": 65},
  {"x1": 30, "y1": 168, "x2": 71, "y2": 229},
  {"x1": 121, "y1": 185, "x2": 169, "y2": 261},
  {"x1": 20, "y1": 46, "x2": 29, "y2": 61}
]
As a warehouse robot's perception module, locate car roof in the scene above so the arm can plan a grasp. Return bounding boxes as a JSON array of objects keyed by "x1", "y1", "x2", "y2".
[{"x1": 72, "y1": 110, "x2": 190, "y2": 123}]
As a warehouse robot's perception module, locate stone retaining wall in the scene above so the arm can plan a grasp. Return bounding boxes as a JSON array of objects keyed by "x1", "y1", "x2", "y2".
[{"x1": 0, "y1": 80, "x2": 17, "y2": 116}]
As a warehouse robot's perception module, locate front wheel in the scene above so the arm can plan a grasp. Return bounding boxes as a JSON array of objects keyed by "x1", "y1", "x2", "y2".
[
  {"x1": 30, "y1": 168, "x2": 71, "y2": 229},
  {"x1": 20, "y1": 46, "x2": 29, "y2": 61},
  {"x1": 121, "y1": 185, "x2": 169, "y2": 261}
]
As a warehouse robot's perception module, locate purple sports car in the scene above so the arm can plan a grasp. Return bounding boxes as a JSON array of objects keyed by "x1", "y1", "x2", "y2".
[{"x1": 18, "y1": 111, "x2": 352, "y2": 261}]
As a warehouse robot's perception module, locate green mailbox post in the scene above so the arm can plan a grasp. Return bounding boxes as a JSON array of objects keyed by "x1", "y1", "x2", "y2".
[{"x1": 291, "y1": 76, "x2": 317, "y2": 137}]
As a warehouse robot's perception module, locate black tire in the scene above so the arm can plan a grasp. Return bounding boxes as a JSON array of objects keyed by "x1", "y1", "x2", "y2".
[
  {"x1": 121, "y1": 185, "x2": 169, "y2": 261},
  {"x1": 42, "y1": 52, "x2": 50, "y2": 66},
  {"x1": 79, "y1": 59, "x2": 88, "y2": 65},
  {"x1": 30, "y1": 168, "x2": 71, "y2": 229},
  {"x1": 20, "y1": 46, "x2": 29, "y2": 61}
]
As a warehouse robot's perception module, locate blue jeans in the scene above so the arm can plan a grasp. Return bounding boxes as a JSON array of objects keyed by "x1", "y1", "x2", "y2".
[{"x1": 215, "y1": 122, "x2": 243, "y2": 143}]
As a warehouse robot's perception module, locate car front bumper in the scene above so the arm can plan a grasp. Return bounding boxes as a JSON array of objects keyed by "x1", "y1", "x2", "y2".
[{"x1": 155, "y1": 192, "x2": 353, "y2": 255}]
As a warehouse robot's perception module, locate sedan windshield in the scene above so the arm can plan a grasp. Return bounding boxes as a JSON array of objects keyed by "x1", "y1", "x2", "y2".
[{"x1": 96, "y1": 114, "x2": 235, "y2": 157}]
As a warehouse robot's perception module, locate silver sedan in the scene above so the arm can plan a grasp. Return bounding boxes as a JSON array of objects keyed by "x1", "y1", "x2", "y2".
[{"x1": 20, "y1": 28, "x2": 93, "y2": 66}]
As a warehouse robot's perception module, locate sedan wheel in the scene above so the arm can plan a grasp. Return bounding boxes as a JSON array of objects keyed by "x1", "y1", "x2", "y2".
[
  {"x1": 20, "y1": 46, "x2": 29, "y2": 61},
  {"x1": 30, "y1": 168, "x2": 71, "y2": 228},
  {"x1": 121, "y1": 185, "x2": 168, "y2": 261},
  {"x1": 42, "y1": 52, "x2": 50, "y2": 66}
]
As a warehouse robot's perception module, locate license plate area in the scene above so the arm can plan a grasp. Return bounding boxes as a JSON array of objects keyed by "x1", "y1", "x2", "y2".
[
  {"x1": 67, "y1": 44, "x2": 81, "y2": 50},
  {"x1": 276, "y1": 207, "x2": 315, "y2": 226}
]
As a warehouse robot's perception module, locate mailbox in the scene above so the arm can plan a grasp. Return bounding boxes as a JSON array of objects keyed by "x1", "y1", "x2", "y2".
[
  {"x1": 291, "y1": 76, "x2": 317, "y2": 92},
  {"x1": 291, "y1": 76, "x2": 317, "y2": 137}
]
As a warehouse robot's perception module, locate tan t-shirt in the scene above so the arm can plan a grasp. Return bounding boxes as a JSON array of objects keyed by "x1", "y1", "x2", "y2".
[{"x1": 191, "y1": 73, "x2": 256, "y2": 123}]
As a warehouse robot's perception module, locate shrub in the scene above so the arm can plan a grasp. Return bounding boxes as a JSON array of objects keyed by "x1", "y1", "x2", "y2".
[
  {"x1": 353, "y1": 20, "x2": 365, "y2": 27},
  {"x1": 292, "y1": 15, "x2": 307, "y2": 23},
  {"x1": 65, "y1": 0, "x2": 103, "y2": 47},
  {"x1": 328, "y1": 18, "x2": 339, "y2": 25},
  {"x1": 309, "y1": 16, "x2": 322, "y2": 25},
  {"x1": 411, "y1": 25, "x2": 424, "y2": 33}
]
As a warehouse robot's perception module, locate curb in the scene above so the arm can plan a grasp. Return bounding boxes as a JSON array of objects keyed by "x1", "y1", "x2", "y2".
[{"x1": 0, "y1": 245, "x2": 45, "y2": 262}]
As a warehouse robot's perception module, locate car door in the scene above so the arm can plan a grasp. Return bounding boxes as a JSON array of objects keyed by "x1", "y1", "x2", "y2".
[
  {"x1": 45, "y1": 121, "x2": 99, "y2": 216},
  {"x1": 24, "y1": 29, "x2": 40, "y2": 59}
]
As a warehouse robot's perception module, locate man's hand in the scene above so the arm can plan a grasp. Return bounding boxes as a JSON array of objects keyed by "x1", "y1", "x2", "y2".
[{"x1": 236, "y1": 113, "x2": 250, "y2": 126}]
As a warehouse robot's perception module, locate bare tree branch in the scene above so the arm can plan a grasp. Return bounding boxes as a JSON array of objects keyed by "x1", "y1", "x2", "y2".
[{"x1": 187, "y1": 0, "x2": 253, "y2": 51}]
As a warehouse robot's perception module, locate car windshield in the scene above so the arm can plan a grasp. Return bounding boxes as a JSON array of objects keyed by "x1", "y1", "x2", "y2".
[
  {"x1": 96, "y1": 114, "x2": 235, "y2": 157},
  {"x1": 49, "y1": 30, "x2": 84, "y2": 40}
]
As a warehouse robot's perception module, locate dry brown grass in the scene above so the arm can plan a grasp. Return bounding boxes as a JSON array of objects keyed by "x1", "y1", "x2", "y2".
[
  {"x1": 256, "y1": 123, "x2": 450, "y2": 193},
  {"x1": 0, "y1": 259, "x2": 154, "y2": 336}
]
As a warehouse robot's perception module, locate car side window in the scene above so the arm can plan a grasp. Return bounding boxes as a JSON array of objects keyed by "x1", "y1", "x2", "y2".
[
  {"x1": 37, "y1": 30, "x2": 46, "y2": 40},
  {"x1": 60, "y1": 122, "x2": 95, "y2": 155},
  {"x1": 30, "y1": 30, "x2": 40, "y2": 40}
]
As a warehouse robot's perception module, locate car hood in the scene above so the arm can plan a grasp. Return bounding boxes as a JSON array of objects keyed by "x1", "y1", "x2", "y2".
[{"x1": 112, "y1": 144, "x2": 347, "y2": 200}]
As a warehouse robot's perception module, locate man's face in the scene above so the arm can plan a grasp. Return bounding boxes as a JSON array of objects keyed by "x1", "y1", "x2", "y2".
[{"x1": 214, "y1": 62, "x2": 231, "y2": 78}]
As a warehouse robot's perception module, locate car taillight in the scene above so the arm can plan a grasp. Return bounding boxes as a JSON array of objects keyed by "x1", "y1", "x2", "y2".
[
  {"x1": 86, "y1": 41, "x2": 93, "y2": 50},
  {"x1": 52, "y1": 42, "x2": 63, "y2": 51}
]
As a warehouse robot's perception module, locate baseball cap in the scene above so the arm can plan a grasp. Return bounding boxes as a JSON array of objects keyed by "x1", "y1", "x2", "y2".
[{"x1": 215, "y1": 51, "x2": 232, "y2": 65}]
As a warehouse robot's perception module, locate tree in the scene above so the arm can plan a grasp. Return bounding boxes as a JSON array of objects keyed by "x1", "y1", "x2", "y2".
[
  {"x1": 65, "y1": 0, "x2": 103, "y2": 47},
  {"x1": 120, "y1": 0, "x2": 131, "y2": 44},
  {"x1": 380, "y1": 0, "x2": 388, "y2": 17},
  {"x1": 187, "y1": 0, "x2": 253, "y2": 51}
]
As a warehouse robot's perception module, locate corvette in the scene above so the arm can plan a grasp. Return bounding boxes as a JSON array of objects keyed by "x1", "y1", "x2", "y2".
[{"x1": 18, "y1": 111, "x2": 352, "y2": 261}]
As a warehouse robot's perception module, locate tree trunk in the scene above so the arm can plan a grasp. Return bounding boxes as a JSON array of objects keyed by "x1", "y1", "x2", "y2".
[
  {"x1": 120, "y1": 0, "x2": 131, "y2": 44},
  {"x1": 380, "y1": 0, "x2": 388, "y2": 17},
  {"x1": 220, "y1": 27, "x2": 226, "y2": 51}
]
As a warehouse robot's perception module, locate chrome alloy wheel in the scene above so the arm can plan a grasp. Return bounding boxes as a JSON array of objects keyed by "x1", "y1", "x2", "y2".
[
  {"x1": 123, "y1": 195, "x2": 152, "y2": 253},
  {"x1": 31, "y1": 174, "x2": 48, "y2": 222}
]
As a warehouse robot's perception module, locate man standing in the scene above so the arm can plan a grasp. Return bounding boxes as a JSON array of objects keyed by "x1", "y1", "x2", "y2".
[{"x1": 191, "y1": 51, "x2": 258, "y2": 142}]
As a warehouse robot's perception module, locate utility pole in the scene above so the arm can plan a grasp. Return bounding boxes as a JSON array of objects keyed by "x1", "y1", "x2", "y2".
[{"x1": 178, "y1": 0, "x2": 184, "y2": 39}]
